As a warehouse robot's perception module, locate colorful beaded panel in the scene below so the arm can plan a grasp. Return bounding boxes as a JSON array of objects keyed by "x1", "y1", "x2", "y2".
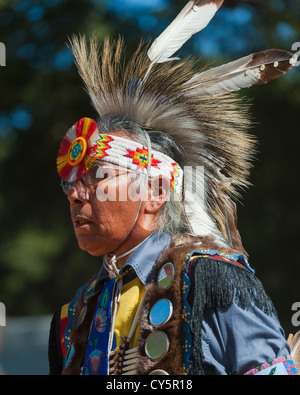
[
  {"x1": 182, "y1": 256, "x2": 193, "y2": 374},
  {"x1": 187, "y1": 248, "x2": 254, "y2": 274},
  {"x1": 94, "y1": 132, "x2": 184, "y2": 199},
  {"x1": 60, "y1": 283, "x2": 92, "y2": 365},
  {"x1": 83, "y1": 279, "x2": 116, "y2": 375},
  {"x1": 244, "y1": 356, "x2": 299, "y2": 375}
]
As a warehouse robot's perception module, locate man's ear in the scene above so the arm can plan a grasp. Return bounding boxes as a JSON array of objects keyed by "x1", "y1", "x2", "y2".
[{"x1": 144, "y1": 176, "x2": 170, "y2": 214}]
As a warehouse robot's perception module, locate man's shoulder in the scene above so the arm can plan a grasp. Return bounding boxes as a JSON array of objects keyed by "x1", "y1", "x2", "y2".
[
  {"x1": 185, "y1": 248, "x2": 254, "y2": 274},
  {"x1": 183, "y1": 248, "x2": 276, "y2": 317},
  {"x1": 167, "y1": 233, "x2": 252, "y2": 271}
]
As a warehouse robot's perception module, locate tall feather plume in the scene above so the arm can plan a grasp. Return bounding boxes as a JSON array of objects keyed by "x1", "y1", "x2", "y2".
[{"x1": 184, "y1": 49, "x2": 298, "y2": 95}]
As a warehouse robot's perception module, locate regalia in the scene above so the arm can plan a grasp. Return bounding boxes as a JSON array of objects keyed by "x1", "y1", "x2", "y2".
[{"x1": 49, "y1": 0, "x2": 300, "y2": 375}]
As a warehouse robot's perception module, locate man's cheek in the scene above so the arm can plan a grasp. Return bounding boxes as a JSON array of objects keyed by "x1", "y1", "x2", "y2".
[{"x1": 96, "y1": 182, "x2": 117, "y2": 202}]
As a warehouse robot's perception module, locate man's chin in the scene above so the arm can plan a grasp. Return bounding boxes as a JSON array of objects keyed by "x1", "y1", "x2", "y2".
[
  {"x1": 85, "y1": 250, "x2": 103, "y2": 257},
  {"x1": 76, "y1": 237, "x2": 109, "y2": 257}
]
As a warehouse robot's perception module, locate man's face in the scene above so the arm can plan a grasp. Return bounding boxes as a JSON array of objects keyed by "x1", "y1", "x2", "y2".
[{"x1": 67, "y1": 162, "x2": 144, "y2": 256}]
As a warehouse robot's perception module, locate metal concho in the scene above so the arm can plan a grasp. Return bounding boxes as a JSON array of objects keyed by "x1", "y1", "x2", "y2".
[
  {"x1": 156, "y1": 262, "x2": 174, "y2": 289},
  {"x1": 144, "y1": 262, "x2": 175, "y2": 371},
  {"x1": 149, "y1": 298, "x2": 173, "y2": 327},
  {"x1": 149, "y1": 369, "x2": 169, "y2": 375},
  {"x1": 145, "y1": 331, "x2": 169, "y2": 360}
]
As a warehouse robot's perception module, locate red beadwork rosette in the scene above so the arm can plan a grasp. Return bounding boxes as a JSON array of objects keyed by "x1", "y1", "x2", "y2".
[{"x1": 57, "y1": 118, "x2": 100, "y2": 182}]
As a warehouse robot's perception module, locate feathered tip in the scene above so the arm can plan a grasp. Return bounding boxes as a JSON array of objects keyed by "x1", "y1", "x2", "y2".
[
  {"x1": 185, "y1": 49, "x2": 297, "y2": 95},
  {"x1": 144, "y1": 0, "x2": 224, "y2": 82},
  {"x1": 147, "y1": 0, "x2": 224, "y2": 64}
]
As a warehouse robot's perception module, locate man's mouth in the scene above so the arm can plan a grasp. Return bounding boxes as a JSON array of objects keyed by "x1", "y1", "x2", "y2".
[{"x1": 73, "y1": 216, "x2": 93, "y2": 227}]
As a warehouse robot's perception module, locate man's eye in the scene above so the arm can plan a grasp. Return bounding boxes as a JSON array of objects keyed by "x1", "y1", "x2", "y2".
[
  {"x1": 96, "y1": 168, "x2": 115, "y2": 180},
  {"x1": 83, "y1": 166, "x2": 121, "y2": 185}
]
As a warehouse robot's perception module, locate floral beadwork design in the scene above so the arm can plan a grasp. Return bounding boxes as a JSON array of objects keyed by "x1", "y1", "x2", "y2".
[
  {"x1": 82, "y1": 278, "x2": 115, "y2": 375},
  {"x1": 84, "y1": 350, "x2": 104, "y2": 375},
  {"x1": 94, "y1": 308, "x2": 108, "y2": 333}
]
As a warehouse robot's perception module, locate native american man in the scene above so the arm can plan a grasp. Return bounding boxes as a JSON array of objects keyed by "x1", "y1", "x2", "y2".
[{"x1": 49, "y1": 1, "x2": 299, "y2": 375}]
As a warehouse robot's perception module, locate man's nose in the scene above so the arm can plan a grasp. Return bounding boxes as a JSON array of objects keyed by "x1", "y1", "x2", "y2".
[{"x1": 67, "y1": 180, "x2": 89, "y2": 205}]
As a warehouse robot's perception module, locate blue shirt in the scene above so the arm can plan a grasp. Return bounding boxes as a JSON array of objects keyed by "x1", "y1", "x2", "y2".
[
  {"x1": 202, "y1": 304, "x2": 290, "y2": 374},
  {"x1": 97, "y1": 232, "x2": 290, "y2": 375},
  {"x1": 97, "y1": 232, "x2": 171, "y2": 284}
]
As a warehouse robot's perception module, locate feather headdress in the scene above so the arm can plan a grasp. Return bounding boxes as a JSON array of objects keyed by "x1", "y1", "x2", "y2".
[{"x1": 67, "y1": 0, "x2": 297, "y2": 249}]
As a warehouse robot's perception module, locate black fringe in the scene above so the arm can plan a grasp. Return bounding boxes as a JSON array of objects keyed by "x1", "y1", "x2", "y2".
[
  {"x1": 48, "y1": 308, "x2": 64, "y2": 375},
  {"x1": 189, "y1": 257, "x2": 277, "y2": 375}
]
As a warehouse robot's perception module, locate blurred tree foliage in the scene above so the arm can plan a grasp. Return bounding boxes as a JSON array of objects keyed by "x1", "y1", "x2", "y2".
[{"x1": 0, "y1": 0, "x2": 299, "y2": 334}]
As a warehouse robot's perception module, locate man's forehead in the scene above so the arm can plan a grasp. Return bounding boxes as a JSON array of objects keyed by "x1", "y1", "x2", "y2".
[{"x1": 94, "y1": 160, "x2": 131, "y2": 171}]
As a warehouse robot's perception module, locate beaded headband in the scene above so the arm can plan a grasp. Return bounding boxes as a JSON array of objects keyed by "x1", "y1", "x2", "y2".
[{"x1": 57, "y1": 117, "x2": 184, "y2": 199}]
